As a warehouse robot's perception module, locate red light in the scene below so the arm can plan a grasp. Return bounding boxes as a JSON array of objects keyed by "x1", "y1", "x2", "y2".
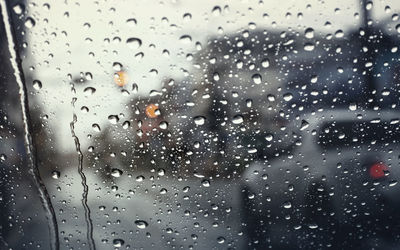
[{"x1": 369, "y1": 163, "x2": 388, "y2": 179}]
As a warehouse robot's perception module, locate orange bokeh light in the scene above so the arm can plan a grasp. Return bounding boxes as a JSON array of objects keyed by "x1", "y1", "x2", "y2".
[
  {"x1": 145, "y1": 104, "x2": 159, "y2": 118},
  {"x1": 114, "y1": 71, "x2": 128, "y2": 86}
]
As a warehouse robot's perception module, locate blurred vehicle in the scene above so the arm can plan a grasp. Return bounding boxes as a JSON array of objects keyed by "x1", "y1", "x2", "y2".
[{"x1": 241, "y1": 109, "x2": 400, "y2": 249}]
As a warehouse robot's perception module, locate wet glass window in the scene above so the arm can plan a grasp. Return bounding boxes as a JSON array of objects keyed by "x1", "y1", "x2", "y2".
[
  {"x1": 1, "y1": 0, "x2": 400, "y2": 249},
  {"x1": 318, "y1": 120, "x2": 400, "y2": 148}
]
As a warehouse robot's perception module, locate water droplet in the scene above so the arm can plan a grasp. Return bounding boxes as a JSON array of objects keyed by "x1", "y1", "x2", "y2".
[
  {"x1": 283, "y1": 201, "x2": 292, "y2": 209},
  {"x1": 113, "y1": 62, "x2": 123, "y2": 71},
  {"x1": 365, "y1": 62, "x2": 373, "y2": 68},
  {"x1": 212, "y1": 6, "x2": 221, "y2": 16},
  {"x1": 382, "y1": 89, "x2": 390, "y2": 96},
  {"x1": 24, "y1": 17, "x2": 35, "y2": 28},
  {"x1": 108, "y1": 115, "x2": 119, "y2": 124},
  {"x1": 252, "y1": 74, "x2": 262, "y2": 84},
  {"x1": 145, "y1": 104, "x2": 159, "y2": 118},
  {"x1": 83, "y1": 87, "x2": 96, "y2": 96},
  {"x1": 396, "y1": 24, "x2": 400, "y2": 33},
  {"x1": 114, "y1": 71, "x2": 128, "y2": 86},
  {"x1": 248, "y1": 22, "x2": 257, "y2": 29},
  {"x1": 304, "y1": 43, "x2": 315, "y2": 51},
  {"x1": 183, "y1": 13, "x2": 192, "y2": 21},
  {"x1": 179, "y1": 35, "x2": 192, "y2": 43},
  {"x1": 126, "y1": 18, "x2": 137, "y2": 26},
  {"x1": 135, "y1": 220, "x2": 148, "y2": 229},
  {"x1": 158, "y1": 168, "x2": 165, "y2": 176},
  {"x1": 194, "y1": 172, "x2": 205, "y2": 178},
  {"x1": 136, "y1": 175, "x2": 145, "y2": 182},
  {"x1": 42, "y1": 3, "x2": 50, "y2": 10},
  {"x1": 311, "y1": 75, "x2": 318, "y2": 83},
  {"x1": 283, "y1": 93, "x2": 293, "y2": 101},
  {"x1": 113, "y1": 239, "x2": 124, "y2": 247},
  {"x1": 248, "y1": 148, "x2": 257, "y2": 154},
  {"x1": 217, "y1": 237, "x2": 225, "y2": 244},
  {"x1": 365, "y1": 1, "x2": 373, "y2": 10},
  {"x1": 85, "y1": 72, "x2": 93, "y2": 81},
  {"x1": 246, "y1": 99, "x2": 253, "y2": 107},
  {"x1": 111, "y1": 168, "x2": 123, "y2": 177},
  {"x1": 132, "y1": 83, "x2": 138, "y2": 93},
  {"x1": 232, "y1": 115, "x2": 244, "y2": 124},
  {"x1": 213, "y1": 72, "x2": 220, "y2": 81},
  {"x1": 83, "y1": 23, "x2": 91, "y2": 29},
  {"x1": 261, "y1": 58, "x2": 270, "y2": 68},
  {"x1": 126, "y1": 37, "x2": 142, "y2": 49},
  {"x1": 202, "y1": 179, "x2": 210, "y2": 187},
  {"x1": 267, "y1": 94, "x2": 276, "y2": 102},
  {"x1": 236, "y1": 40, "x2": 244, "y2": 48},
  {"x1": 135, "y1": 52, "x2": 144, "y2": 60},
  {"x1": 122, "y1": 121, "x2": 130, "y2": 129},
  {"x1": 300, "y1": 120, "x2": 309, "y2": 131},
  {"x1": 149, "y1": 90, "x2": 162, "y2": 96},
  {"x1": 194, "y1": 116, "x2": 206, "y2": 125},
  {"x1": 304, "y1": 27, "x2": 314, "y2": 38},
  {"x1": 349, "y1": 103, "x2": 357, "y2": 111},
  {"x1": 265, "y1": 134, "x2": 274, "y2": 141},
  {"x1": 92, "y1": 123, "x2": 101, "y2": 132},
  {"x1": 159, "y1": 121, "x2": 168, "y2": 130},
  {"x1": 335, "y1": 29, "x2": 344, "y2": 38},
  {"x1": 163, "y1": 49, "x2": 170, "y2": 57},
  {"x1": 0, "y1": 154, "x2": 7, "y2": 162},
  {"x1": 33, "y1": 80, "x2": 42, "y2": 90},
  {"x1": 51, "y1": 171, "x2": 60, "y2": 179},
  {"x1": 13, "y1": 4, "x2": 24, "y2": 14}
]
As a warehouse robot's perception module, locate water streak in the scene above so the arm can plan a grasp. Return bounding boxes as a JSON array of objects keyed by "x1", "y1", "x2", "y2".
[
  {"x1": 69, "y1": 87, "x2": 96, "y2": 250},
  {"x1": 0, "y1": 1, "x2": 59, "y2": 249}
]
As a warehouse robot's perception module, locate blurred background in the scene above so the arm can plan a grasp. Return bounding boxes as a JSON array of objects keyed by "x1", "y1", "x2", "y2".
[{"x1": 1, "y1": 0, "x2": 400, "y2": 249}]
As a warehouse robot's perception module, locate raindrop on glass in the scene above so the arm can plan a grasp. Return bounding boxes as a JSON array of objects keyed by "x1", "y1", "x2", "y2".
[
  {"x1": 111, "y1": 168, "x2": 123, "y2": 178},
  {"x1": 108, "y1": 115, "x2": 119, "y2": 124},
  {"x1": 33, "y1": 80, "x2": 42, "y2": 90},
  {"x1": 135, "y1": 220, "x2": 148, "y2": 229},
  {"x1": 232, "y1": 115, "x2": 244, "y2": 124},
  {"x1": 24, "y1": 17, "x2": 35, "y2": 28},
  {"x1": 126, "y1": 37, "x2": 142, "y2": 49},
  {"x1": 83, "y1": 87, "x2": 96, "y2": 96},
  {"x1": 194, "y1": 116, "x2": 206, "y2": 125},
  {"x1": 252, "y1": 74, "x2": 262, "y2": 84},
  {"x1": 51, "y1": 171, "x2": 60, "y2": 179},
  {"x1": 113, "y1": 239, "x2": 124, "y2": 247}
]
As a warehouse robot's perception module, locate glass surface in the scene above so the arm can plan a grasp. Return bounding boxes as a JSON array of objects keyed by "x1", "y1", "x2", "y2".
[{"x1": 1, "y1": 0, "x2": 400, "y2": 249}]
